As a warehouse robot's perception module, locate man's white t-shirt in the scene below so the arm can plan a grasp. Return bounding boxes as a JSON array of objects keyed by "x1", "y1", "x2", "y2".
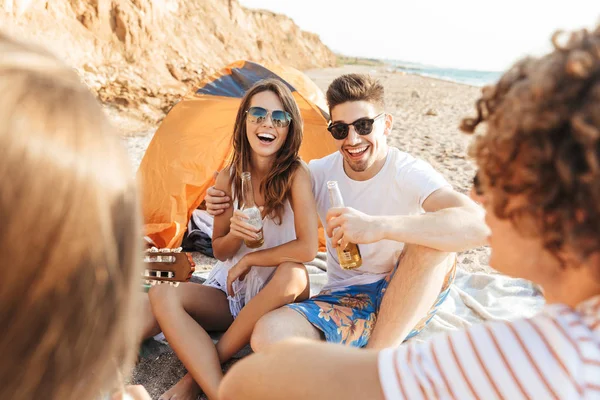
[{"x1": 308, "y1": 147, "x2": 451, "y2": 290}]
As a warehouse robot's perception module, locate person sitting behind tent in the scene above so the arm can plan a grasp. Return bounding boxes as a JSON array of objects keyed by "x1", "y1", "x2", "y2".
[
  {"x1": 147, "y1": 78, "x2": 318, "y2": 400},
  {"x1": 0, "y1": 33, "x2": 150, "y2": 400},
  {"x1": 218, "y1": 25, "x2": 600, "y2": 400}
]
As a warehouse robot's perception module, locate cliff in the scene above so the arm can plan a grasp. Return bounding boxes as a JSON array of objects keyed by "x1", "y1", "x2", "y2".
[{"x1": 1, "y1": 0, "x2": 336, "y2": 129}]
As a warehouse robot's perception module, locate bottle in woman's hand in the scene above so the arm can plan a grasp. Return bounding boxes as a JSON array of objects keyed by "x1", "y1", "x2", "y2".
[{"x1": 241, "y1": 172, "x2": 264, "y2": 248}]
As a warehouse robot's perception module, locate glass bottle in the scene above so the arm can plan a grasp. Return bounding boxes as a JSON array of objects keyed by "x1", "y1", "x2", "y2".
[
  {"x1": 241, "y1": 172, "x2": 264, "y2": 248},
  {"x1": 327, "y1": 180, "x2": 362, "y2": 269}
]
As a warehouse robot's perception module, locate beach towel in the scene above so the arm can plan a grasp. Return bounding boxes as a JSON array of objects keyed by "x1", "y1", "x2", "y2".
[
  {"x1": 153, "y1": 251, "x2": 544, "y2": 355},
  {"x1": 297, "y1": 253, "x2": 544, "y2": 344}
]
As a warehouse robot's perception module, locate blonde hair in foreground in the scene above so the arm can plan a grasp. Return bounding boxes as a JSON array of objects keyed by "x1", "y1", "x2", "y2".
[{"x1": 0, "y1": 33, "x2": 142, "y2": 400}]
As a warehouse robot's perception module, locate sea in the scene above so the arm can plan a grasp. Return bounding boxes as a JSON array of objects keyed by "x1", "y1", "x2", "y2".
[{"x1": 388, "y1": 60, "x2": 502, "y2": 87}]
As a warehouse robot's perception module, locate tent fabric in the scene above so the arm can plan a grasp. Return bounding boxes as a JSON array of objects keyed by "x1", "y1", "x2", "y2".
[
  {"x1": 138, "y1": 60, "x2": 337, "y2": 250},
  {"x1": 196, "y1": 61, "x2": 295, "y2": 98}
]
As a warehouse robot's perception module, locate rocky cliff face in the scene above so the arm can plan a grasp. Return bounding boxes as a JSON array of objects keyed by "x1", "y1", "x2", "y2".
[{"x1": 1, "y1": 0, "x2": 336, "y2": 129}]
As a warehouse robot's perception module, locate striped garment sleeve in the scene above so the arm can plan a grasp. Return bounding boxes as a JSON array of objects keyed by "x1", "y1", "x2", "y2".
[{"x1": 378, "y1": 316, "x2": 587, "y2": 400}]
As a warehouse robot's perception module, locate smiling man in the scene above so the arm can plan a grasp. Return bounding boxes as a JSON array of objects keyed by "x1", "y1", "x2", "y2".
[{"x1": 206, "y1": 73, "x2": 487, "y2": 350}]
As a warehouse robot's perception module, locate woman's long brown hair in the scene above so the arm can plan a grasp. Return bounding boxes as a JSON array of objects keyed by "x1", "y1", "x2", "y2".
[
  {"x1": 0, "y1": 33, "x2": 142, "y2": 399},
  {"x1": 228, "y1": 79, "x2": 303, "y2": 224}
]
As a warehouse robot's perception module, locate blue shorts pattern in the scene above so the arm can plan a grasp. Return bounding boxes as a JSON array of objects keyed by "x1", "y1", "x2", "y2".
[{"x1": 286, "y1": 260, "x2": 456, "y2": 347}]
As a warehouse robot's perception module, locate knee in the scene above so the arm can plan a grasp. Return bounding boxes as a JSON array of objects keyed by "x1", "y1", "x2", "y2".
[
  {"x1": 398, "y1": 245, "x2": 455, "y2": 268},
  {"x1": 400, "y1": 243, "x2": 440, "y2": 258},
  {"x1": 250, "y1": 312, "x2": 280, "y2": 353},
  {"x1": 147, "y1": 282, "x2": 165, "y2": 303},
  {"x1": 148, "y1": 283, "x2": 176, "y2": 312},
  {"x1": 271, "y1": 262, "x2": 309, "y2": 296}
]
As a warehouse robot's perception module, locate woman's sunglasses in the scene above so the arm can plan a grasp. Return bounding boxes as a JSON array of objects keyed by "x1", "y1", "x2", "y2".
[
  {"x1": 327, "y1": 113, "x2": 386, "y2": 140},
  {"x1": 246, "y1": 106, "x2": 292, "y2": 128}
]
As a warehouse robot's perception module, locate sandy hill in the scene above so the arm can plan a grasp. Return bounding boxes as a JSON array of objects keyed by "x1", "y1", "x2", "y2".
[{"x1": 1, "y1": 0, "x2": 337, "y2": 131}]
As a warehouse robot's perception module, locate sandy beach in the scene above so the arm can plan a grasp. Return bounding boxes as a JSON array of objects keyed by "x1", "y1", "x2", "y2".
[{"x1": 125, "y1": 65, "x2": 493, "y2": 399}]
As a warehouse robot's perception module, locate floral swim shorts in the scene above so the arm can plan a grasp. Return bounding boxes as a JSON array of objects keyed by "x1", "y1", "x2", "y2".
[{"x1": 286, "y1": 259, "x2": 456, "y2": 347}]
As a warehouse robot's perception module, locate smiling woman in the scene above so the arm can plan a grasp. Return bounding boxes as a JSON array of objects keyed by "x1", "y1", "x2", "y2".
[
  {"x1": 230, "y1": 82, "x2": 303, "y2": 221},
  {"x1": 145, "y1": 78, "x2": 319, "y2": 400}
]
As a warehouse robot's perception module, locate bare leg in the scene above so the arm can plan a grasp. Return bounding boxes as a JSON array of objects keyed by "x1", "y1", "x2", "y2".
[
  {"x1": 140, "y1": 294, "x2": 161, "y2": 340},
  {"x1": 250, "y1": 304, "x2": 323, "y2": 353},
  {"x1": 366, "y1": 244, "x2": 455, "y2": 349},
  {"x1": 219, "y1": 338, "x2": 384, "y2": 400},
  {"x1": 150, "y1": 283, "x2": 233, "y2": 400},
  {"x1": 216, "y1": 262, "x2": 311, "y2": 361},
  {"x1": 152, "y1": 262, "x2": 311, "y2": 400}
]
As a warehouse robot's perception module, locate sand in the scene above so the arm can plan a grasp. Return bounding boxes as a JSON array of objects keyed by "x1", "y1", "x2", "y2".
[{"x1": 124, "y1": 65, "x2": 493, "y2": 399}]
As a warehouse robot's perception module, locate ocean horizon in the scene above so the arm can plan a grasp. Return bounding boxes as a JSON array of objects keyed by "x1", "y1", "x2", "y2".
[{"x1": 388, "y1": 60, "x2": 502, "y2": 87}]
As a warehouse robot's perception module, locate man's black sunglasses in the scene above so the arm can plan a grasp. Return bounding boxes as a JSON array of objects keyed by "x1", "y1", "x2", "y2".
[{"x1": 327, "y1": 113, "x2": 386, "y2": 140}]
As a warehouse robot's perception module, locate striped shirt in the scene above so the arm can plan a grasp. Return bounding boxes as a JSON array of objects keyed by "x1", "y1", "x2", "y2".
[{"x1": 379, "y1": 295, "x2": 600, "y2": 399}]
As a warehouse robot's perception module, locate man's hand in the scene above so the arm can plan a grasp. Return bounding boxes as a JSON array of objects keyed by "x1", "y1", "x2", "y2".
[
  {"x1": 326, "y1": 207, "x2": 385, "y2": 249},
  {"x1": 227, "y1": 257, "x2": 251, "y2": 297},
  {"x1": 205, "y1": 185, "x2": 231, "y2": 216}
]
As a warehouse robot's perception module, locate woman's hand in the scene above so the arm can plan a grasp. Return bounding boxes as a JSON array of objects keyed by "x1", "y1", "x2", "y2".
[
  {"x1": 227, "y1": 257, "x2": 252, "y2": 297},
  {"x1": 229, "y1": 210, "x2": 261, "y2": 242}
]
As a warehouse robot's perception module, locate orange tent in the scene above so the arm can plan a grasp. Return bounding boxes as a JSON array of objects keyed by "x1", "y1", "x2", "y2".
[{"x1": 138, "y1": 60, "x2": 337, "y2": 249}]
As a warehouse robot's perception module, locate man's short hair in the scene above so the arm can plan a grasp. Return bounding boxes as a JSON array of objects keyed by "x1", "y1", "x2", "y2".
[{"x1": 326, "y1": 73, "x2": 385, "y2": 114}]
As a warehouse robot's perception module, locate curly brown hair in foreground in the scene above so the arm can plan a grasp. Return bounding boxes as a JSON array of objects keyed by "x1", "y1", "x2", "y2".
[
  {"x1": 0, "y1": 33, "x2": 142, "y2": 399},
  {"x1": 461, "y1": 26, "x2": 600, "y2": 271}
]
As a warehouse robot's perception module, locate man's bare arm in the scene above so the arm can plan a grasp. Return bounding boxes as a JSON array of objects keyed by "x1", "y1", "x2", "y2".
[
  {"x1": 327, "y1": 188, "x2": 480, "y2": 349},
  {"x1": 328, "y1": 188, "x2": 488, "y2": 253},
  {"x1": 381, "y1": 188, "x2": 488, "y2": 251}
]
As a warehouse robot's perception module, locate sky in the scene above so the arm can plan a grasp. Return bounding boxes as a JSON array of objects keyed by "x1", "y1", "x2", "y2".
[{"x1": 239, "y1": 0, "x2": 599, "y2": 71}]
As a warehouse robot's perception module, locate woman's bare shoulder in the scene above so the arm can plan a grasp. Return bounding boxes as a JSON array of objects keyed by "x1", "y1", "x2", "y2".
[
  {"x1": 292, "y1": 160, "x2": 311, "y2": 181},
  {"x1": 215, "y1": 167, "x2": 233, "y2": 194}
]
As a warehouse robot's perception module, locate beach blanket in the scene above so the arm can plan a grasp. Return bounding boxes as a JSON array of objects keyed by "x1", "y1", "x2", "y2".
[
  {"x1": 299, "y1": 252, "x2": 545, "y2": 344},
  {"x1": 405, "y1": 267, "x2": 545, "y2": 344},
  {"x1": 156, "y1": 252, "x2": 544, "y2": 353}
]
